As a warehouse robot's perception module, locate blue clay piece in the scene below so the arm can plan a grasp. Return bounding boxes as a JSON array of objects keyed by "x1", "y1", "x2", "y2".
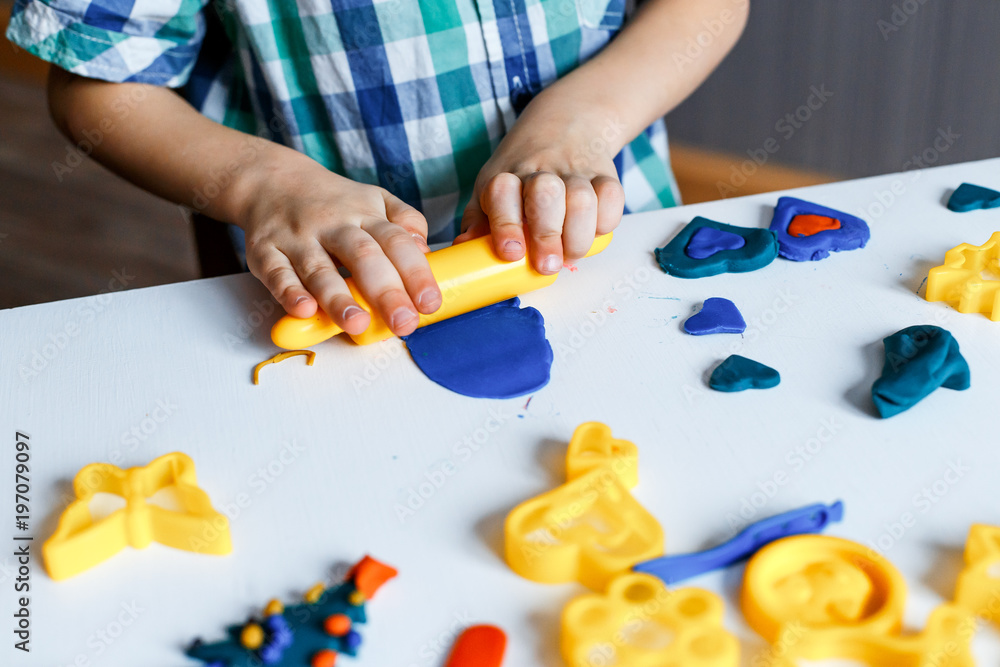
[
  {"x1": 709, "y1": 355, "x2": 780, "y2": 392},
  {"x1": 655, "y1": 217, "x2": 779, "y2": 278},
  {"x1": 683, "y1": 298, "x2": 746, "y2": 335},
  {"x1": 685, "y1": 227, "x2": 746, "y2": 259},
  {"x1": 947, "y1": 182, "x2": 1000, "y2": 212},
  {"x1": 769, "y1": 196, "x2": 870, "y2": 262},
  {"x1": 402, "y1": 298, "x2": 553, "y2": 399},
  {"x1": 871, "y1": 325, "x2": 970, "y2": 418}
]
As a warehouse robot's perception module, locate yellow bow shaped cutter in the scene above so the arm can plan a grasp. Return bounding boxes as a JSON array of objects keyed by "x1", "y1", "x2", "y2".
[{"x1": 43, "y1": 452, "x2": 232, "y2": 580}]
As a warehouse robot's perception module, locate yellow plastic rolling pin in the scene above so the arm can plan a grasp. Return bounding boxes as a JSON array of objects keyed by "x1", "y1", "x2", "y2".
[{"x1": 271, "y1": 232, "x2": 613, "y2": 348}]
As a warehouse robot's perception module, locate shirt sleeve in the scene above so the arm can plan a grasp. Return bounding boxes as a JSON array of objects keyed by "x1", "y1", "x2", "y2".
[{"x1": 5, "y1": 0, "x2": 209, "y2": 87}]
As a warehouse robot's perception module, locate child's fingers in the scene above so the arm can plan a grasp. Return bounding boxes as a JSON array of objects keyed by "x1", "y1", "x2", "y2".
[
  {"x1": 363, "y1": 220, "x2": 442, "y2": 315},
  {"x1": 324, "y1": 225, "x2": 421, "y2": 336},
  {"x1": 593, "y1": 175, "x2": 625, "y2": 235},
  {"x1": 481, "y1": 172, "x2": 526, "y2": 261},
  {"x1": 562, "y1": 175, "x2": 599, "y2": 260},
  {"x1": 455, "y1": 205, "x2": 490, "y2": 244},
  {"x1": 288, "y1": 247, "x2": 371, "y2": 336},
  {"x1": 523, "y1": 171, "x2": 566, "y2": 274},
  {"x1": 246, "y1": 247, "x2": 317, "y2": 318},
  {"x1": 383, "y1": 193, "x2": 430, "y2": 251}
]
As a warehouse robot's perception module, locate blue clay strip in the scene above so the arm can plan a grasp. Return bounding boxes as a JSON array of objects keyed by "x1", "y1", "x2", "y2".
[
  {"x1": 685, "y1": 227, "x2": 746, "y2": 259},
  {"x1": 947, "y1": 183, "x2": 1000, "y2": 212},
  {"x1": 709, "y1": 355, "x2": 780, "y2": 392},
  {"x1": 683, "y1": 298, "x2": 746, "y2": 335},
  {"x1": 655, "y1": 217, "x2": 779, "y2": 278},
  {"x1": 872, "y1": 325, "x2": 970, "y2": 418},
  {"x1": 634, "y1": 501, "x2": 844, "y2": 585},
  {"x1": 402, "y1": 298, "x2": 553, "y2": 399},
  {"x1": 769, "y1": 196, "x2": 870, "y2": 262}
]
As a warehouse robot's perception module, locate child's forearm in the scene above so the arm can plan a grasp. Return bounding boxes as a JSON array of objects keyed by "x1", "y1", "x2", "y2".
[
  {"x1": 527, "y1": 0, "x2": 749, "y2": 153},
  {"x1": 47, "y1": 68, "x2": 291, "y2": 225}
]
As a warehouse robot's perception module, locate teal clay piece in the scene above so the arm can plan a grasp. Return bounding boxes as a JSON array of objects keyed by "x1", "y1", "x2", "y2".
[
  {"x1": 655, "y1": 217, "x2": 779, "y2": 278},
  {"x1": 947, "y1": 183, "x2": 1000, "y2": 213},
  {"x1": 709, "y1": 355, "x2": 780, "y2": 392},
  {"x1": 872, "y1": 325, "x2": 970, "y2": 418}
]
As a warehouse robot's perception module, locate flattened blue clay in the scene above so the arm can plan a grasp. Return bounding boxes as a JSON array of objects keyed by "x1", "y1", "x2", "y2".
[
  {"x1": 769, "y1": 196, "x2": 870, "y2": 262},
  {"x1": 871, "y1": 325, "x2": 970, "y2": 418},
  {"x1": 402, "y1": 298, "x2": 553, "y2": 399},
  {"x1": 947, "y1": 182, "x2": 1000, "y2": 212},
  {"x1": 683, "y1": 298, "x2": 746, "y2": 335},
  {"x1": 685, "y1": 227, "x2": 746, "y2": 259},
  {"x1": 655, "y1": 217, "x2": 779, "y2": 278},
  {"x1": 709, "y1": 355, "x2": 780, "y2": 392}
]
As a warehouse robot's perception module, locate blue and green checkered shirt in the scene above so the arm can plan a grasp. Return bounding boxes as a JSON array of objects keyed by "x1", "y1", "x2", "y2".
[{"x1": 8, "y1": 0, "x2": 680, "y2": 242}]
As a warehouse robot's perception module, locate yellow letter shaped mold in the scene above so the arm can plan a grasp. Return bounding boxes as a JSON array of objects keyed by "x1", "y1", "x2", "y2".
[
  {"x1": 562, "y1": 572, "x2": 739, "y2": 667},
  {"x1": 741, "y1": 535, "x2": 974, "y2": 667},
  {"x1": 955, "y1": 523, "x2": 1000, "y2": 627},
  {"x1": 504, "y1": 423, "x2": 663, "y2": 591},
  {"x1": 43, "y1": 452, "x2": 232, "y2": 580},
  {"x1": 926, "y1": 231, "x2": 1000, "y2": 321}
]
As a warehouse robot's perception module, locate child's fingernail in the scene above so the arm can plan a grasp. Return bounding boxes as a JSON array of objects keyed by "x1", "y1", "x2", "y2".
[
  {"x1": 390, "y1": 307, "x2": 418, "y2": 330},
  {"x1": 417, "y1": 289, "x2": 442, "y2": 311},
  {"x1": 503, "y1": 240, "x2": 523, "y2": 254},
  {"x1": 293, "y1": 295, "x2": 310, "y2": 306},
  {"x1": 541, "y1": 255, "x2": 561, "y2": 273},
  {"x1": 412, "y1": 233, "x2": 428, "y2": 247},
  {"x1": 343, "y1": 305, "x2": 366, "y2": 321}
]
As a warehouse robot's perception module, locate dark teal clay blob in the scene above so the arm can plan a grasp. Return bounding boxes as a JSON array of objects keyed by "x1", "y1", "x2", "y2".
[
  {"x1": 656, "y1": 217, "x2": 779, "y2": 278},
  {"x1": 683, "y1": 298, "x2": 746, "y2": 335},
  {"x1": 685, "y1": 227, "x2": 746, "y2": 259},
  {"x1": 402, "y1": 298, "x2": 553, "y2": 399},
  {"x1": 947, "y1": 183, "x2": 1000, "y2": 212},
  {"x1": 187, "y1": 578, "x2": 368, "y2": 666},
  {"x1": 709, "y1": 355, "x2": 780, "y2": 392},
  {"x1": 871, "y1": 325, "x2": 970, "y2": 418}
]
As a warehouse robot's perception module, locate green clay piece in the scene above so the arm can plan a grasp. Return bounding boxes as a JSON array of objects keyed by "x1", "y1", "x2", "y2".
[
  {"x1": 709, "y1": 355, "x2": 781, "y2": 392},
  {"x1": 871, "y1": 325, "x2": 970, "y2": 418},
  {"x1": 655, "y1": 217, "x2": 780, "y2": 278}
]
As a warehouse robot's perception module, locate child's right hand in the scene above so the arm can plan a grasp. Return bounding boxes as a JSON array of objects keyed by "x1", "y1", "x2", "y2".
[{"x1": 238, "y1": 153, "x2": 442, "y2": 337}]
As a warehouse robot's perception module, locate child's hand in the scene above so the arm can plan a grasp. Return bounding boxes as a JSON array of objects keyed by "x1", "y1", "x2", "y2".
[
  {"x1": 456, "y1": 96, "x2": 625, "y2": 274},
  {"x1": 240, "y1": 154, "x2": 442, "y2": 336}
]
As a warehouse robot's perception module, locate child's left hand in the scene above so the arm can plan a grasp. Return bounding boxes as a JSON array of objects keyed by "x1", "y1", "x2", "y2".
[{"x1": 456, "y1": 91, "x2": 625, "y2": 274}]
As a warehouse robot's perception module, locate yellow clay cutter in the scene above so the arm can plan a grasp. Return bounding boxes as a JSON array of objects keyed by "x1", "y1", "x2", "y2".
[{"x1": 271, "y1": 233, "x2": 613, "y2": 348}]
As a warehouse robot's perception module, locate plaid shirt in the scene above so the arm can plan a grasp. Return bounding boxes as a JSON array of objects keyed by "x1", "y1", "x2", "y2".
[{"x1": 8, "y1": 0, "x2": 679, "y2": 242}]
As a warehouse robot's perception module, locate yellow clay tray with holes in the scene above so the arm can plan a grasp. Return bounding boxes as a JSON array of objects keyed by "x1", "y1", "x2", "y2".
[{"x1": 926, "y1": 231, "x2": 1000, "y2": 321}]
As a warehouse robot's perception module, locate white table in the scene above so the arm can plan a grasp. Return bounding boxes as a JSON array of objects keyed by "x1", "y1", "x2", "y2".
[{"x1": 3, "y1": 159, "x2": 1000, "y2": 666}]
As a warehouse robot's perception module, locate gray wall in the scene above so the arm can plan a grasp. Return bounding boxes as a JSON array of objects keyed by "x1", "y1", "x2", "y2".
[{"x1": 665, "y1": 1, "x2": 1000, "y2": 177}]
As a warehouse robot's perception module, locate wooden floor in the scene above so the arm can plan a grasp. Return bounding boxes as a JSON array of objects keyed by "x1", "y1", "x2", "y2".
[{"x1": 0, "y1": 45, "x2": 836, "y2": 310}]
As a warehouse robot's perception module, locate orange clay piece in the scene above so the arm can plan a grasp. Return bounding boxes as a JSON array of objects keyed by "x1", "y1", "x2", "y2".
[
  {"x1": 445, "y1": 625, "x2": 507, "y2": 667},
  {"x1": 324, "y1": 613, "x2": 352, "y2": 637},
  {"x1": 954, "y1": 523, "x2": 1000, "y2": 627},
  {"x1": 347, "y1": 555, "x2": 399, "y2": 599},
  {"x1": 311, "y1": 648, "x2": 338, "y2": 667},
  {"x1": 787, "y1": 214, "x2": 841, "y2": 238},
  {"x1": 252, "y1": 349, "x2": 316, "y2": 385}
]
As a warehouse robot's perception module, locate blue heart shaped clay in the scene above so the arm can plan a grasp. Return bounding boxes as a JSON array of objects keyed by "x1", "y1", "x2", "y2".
[
  {"x1": 709, "y1": 355, "x2": 780, "y2": 392},
  {"x1": 683, "y1": 298, "x2": 746, "y2": 335},
  {"x1": 685, "y1": 227, "x2": 747, "y2": 260},
  {"x1": 947, "y1": 183, "x2": 1000, "y2": 213}
]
